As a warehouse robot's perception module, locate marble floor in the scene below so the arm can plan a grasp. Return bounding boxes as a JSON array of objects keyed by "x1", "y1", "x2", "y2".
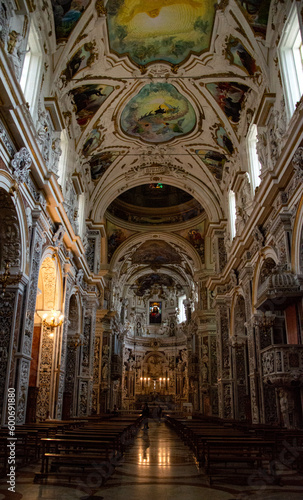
[{"x1": 0, "y1": 420, "x2": 302, "y2": 500}]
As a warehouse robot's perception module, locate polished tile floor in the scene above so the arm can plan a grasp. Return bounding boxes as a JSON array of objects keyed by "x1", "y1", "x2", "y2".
[{"x1": 1, "y1": 420, "x2": 302, "y2": 499}]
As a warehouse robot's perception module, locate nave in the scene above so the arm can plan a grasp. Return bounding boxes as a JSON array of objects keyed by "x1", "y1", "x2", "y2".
[{"x1": 1, "y1": 416, "x2": 303, "y2": 500}]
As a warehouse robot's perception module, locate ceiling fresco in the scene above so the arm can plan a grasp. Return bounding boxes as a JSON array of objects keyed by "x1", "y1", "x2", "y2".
[
  {"x1": 214, "y1": 125, "x2": 234, "y2": 155},
  {"x1": 90, "y1": 150, "x2": 120, "y2": 181},
  {"x1": 206, "y1": 82, "x2": 249, "y2": 124},
  {"x1": 52, "y1": 0, "x2": 90, "y2": 42},
  {"x1": 117, "y1": 184, "x2": 193, "y2": 208},
  {"x1": 69, "y1": 84, "x2": 114, "y2": 128},
  {"x1": 236, "y1": 0, "x2": 271, "y2": 36},
  {"x1": 225, "y1": 38, "x2": 257, "y2": 76},
  {"x1": 195, "y1": 150, "x2": 226, "y2": 182},
  {"x1": 82, "y1": 129, "x2": 102, "y2": 157},
  {"x1": 134, "y1": 274, "x2": 175, "y2": 297},
  {"x1": 120, "y1": 82, "x2": 196, "y2": 143},
  {"x1": 60, "y1": 43, "x2": 97, "y2": 86},
  {"x1": 131, "y1": 241, "x2": 182, "y2": 266},
  {"x1": 106, "y1": 0, "x2": 216, "y2": 66}
]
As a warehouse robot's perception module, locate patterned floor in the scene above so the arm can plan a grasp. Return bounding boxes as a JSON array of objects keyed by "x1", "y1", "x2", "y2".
[{"x1": 1, "y1": 420, "x2": 302, "y2": 499}]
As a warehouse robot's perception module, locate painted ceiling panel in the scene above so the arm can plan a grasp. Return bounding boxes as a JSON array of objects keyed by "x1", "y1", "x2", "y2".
[
  {"x1": 206, "y1": 82, "x2": 249, "y2": 124},
  {"x1": 52, "y1": 0, "x2": 90, "y2": 42},
  {"x1": 107, "y1": 0, "x2": 216, "y2": 65},
  {"x1": 120, "y1": 82, "x2": 196, "y2": 143},
  {"x1": 69, "y1": 84, "x2": 114, "y2": 128}
]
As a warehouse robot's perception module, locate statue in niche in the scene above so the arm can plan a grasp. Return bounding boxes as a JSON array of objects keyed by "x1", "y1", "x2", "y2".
[
  {"x1": 202, "y1": 363, "x2": 208, "y2": 382},
  {"x1": 102, "y1": 363, "x2": 108, "y2": 380}
]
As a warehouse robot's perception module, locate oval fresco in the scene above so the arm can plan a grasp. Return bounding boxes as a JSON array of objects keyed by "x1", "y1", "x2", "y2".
[
  {"x1": 121, "y1": 83, "x2": 196, "y2": 143},
  {"x1": 107, "y1": 0, "x2": 216, "y2": 66}
]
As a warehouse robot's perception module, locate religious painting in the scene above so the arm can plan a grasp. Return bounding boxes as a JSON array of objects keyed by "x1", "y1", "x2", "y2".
[
  {"x1": 51, "y1": 0, "x2": 90, "y2": 41},
  {"x1": 195, "y1": 149, "x2": 226, "y2": 181},
  {"x1": 82, "y1": 129, "x2": 102, "y2": 157},
  {"x1": 69, "y1": 84, "x2": 114, "y2": 128},
  {"x1": 149, "y1": 301, "x2": 162, "y2": 324},
  {"x1": 107, "y1": 228, "x2": 126, "y2": 261},
  {"x1": 107, "y1": 0, "x2": 216, "y2": 66},
  {"x1": 135, "y1": 273, "x2": 173, "y2": 296},
  {"x1": 215, "y1": 126, "x2": 234, "y2": 155},
  {"x1": 188, "y1": 228, "x2": 205, "y2": 262},
  {"x1": 60, "y1": 43, "x2": 97, "y2": 85},
  {"x1": 206, "y1": 82, "x2": 249, "y2": 124},
  {"x1": 131, "y1": 240, "x2": 181, "y2": 266},
  {"x1": 226, "y1": 38, "x2": 257, "y2": 76},
  {"x1": 236, "y1": 0, "x2": 271, "y2": 36},
  {"x1": 90, "y1": 150, "x2": 120, "y2": 181},
  {"x1": 121, "y1": 82, "x2": 196, "y2": 143}
]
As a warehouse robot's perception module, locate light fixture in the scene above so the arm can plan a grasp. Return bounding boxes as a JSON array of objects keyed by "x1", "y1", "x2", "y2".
[
  {"x1": 36, "y1": 254, "x2": 64, "y2": 331},
  {"x1": 38, "y1": 310, "x2": 64, "y2": 330}
]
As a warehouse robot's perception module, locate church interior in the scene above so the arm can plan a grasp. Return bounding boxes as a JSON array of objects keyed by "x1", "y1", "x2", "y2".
[{"x1": 0, "y1": 0, "x2": 303, "y2": 498}]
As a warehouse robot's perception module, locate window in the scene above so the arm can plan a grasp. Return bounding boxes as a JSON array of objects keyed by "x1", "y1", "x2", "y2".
[
  {"x1": 20, "y1": 24, "x2": 42, "y2": 117},
  {"x1": 278, "y1": 3, "x2": 303, "y2": 120},
  {"x1": 229, "y1": 190, "x2": 236, "y2": 239},
  {"x1": 57, "y1": 129, "x2": 68, "y2": 187},
  {"x1": 178, "y1": 294, "x2": 186, "y2": 323},
  {"x1": 78, "y1": 193, "x2": 86, "y2": 238},
  {"x1": 247, "y1": 124, "x2": 261, "y2": 191}
]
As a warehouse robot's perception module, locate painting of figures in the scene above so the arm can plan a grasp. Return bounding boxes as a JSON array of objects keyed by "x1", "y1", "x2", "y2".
[
  {"x1": 121, "y1": 83, "x2": 196, "y2": 143},
  {"x1": 52, "y1": 0, "x2": 90, "y2": 41},
  {"x1": 206, "y1": 82, "x2": 249, "y2": 124},
  {"x1": 107, "y1": 0, "x2": 216, "y2": 65},
  {"x1": 60, "y1": 43, "x2": 96, "y2": 85},
  {"x1": 149, "y1": 302, "x2": 162, "y2": 324},
  {"x1": 69, "y1": 84, "x2": 114, "y2": 128},
  {"x1": 226, "y1": 38, "x2": 257, "y2": 75},
  {"x1": 215, "y1": 126, "x2": 234, "y2": 155},
  {"x1": 236, "y1": 0, "x2": 271, "y2": 36},
  {"x1": 82, "y1": 129, "x2": 102, "y2": 157},
  {"x1": 195, "y1": 149, "x2": 226, "y2": 181},
  {"x1": 90, "y1": 151, "x2": 119, "y2": 181}
]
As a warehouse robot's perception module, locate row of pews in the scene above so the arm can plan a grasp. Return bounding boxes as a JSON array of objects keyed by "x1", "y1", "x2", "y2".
[
  {"x1": 0, "y1": 414, "x2": 142, "y2": 486},
  {"x1": 165, "y1": 415, "x2": 303, "y2": 485}
]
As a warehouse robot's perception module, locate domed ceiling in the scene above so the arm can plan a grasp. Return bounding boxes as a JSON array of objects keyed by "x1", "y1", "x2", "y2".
[{"x1": 107, "y1": 184, "x2": 204, "y2": 225}]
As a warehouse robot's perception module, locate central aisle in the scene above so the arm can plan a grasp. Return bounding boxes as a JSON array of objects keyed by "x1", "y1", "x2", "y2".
[{"x1": 100, "y1": 420, "x2": 233, "y2": 500}]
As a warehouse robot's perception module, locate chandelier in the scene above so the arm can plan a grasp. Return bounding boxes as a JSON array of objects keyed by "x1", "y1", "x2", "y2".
[
  {"x1": 40, "y1": 310, "x2": 64, "y2": 330},
  {"x1": 37, "y1": 254, "x2": 64, "y2": 331}
]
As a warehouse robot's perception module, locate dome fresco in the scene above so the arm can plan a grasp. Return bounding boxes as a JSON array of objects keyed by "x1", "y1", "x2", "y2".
[
  {"x1": 120, "y1": 82, "x2": 197, "y2": 143},
  {"x1": 106, "y1": 0, "x2": 216, "y2": 66}
]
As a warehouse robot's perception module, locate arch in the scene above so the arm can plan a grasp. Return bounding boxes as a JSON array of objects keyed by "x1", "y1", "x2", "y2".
[
  {"x1": 230, "y1": 289, "x2": 246, "y2": 338},
  {"x1": 110, "y1": 231, "x2": 203, "y2": 273},
  {"x1": 291, "y1": 196, "x2": 303, "y2": 274},
  {"x1": 251, "y1": 247, "x2": 279, "y2": 314},
  {"x1": 35, "y1": 249, "x2": 64, "y2": 316},
  {"x1": 90, "y1": 173, "x2": 223, "y2": 223},
  {"x1": 0, "y1": 174, "x2": 30, "y2": 275}
]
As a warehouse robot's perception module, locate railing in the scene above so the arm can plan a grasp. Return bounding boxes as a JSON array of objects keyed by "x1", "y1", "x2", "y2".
[{"x1": 261, "y1": 344, "x2": 303, "y2": 386}]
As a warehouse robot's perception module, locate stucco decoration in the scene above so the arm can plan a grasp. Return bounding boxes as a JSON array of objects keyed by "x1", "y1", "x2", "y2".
[
  {"x1": 107, "y1": 0, "x2": 216, "y2": 66},
  {"x1": 121, "y1": 82, "x2": 196, "y2": 143}
]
